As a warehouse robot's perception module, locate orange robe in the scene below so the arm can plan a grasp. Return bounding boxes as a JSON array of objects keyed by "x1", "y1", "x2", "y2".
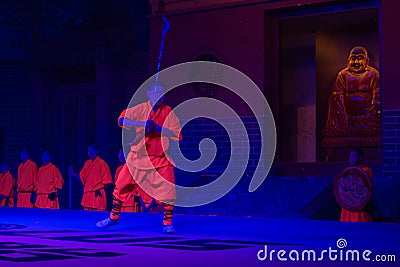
[
  {"x1": 115, "y1": 164, "x2": 139, "y2": 212},
  {"x1": 35, "y1": 163, "x2": 64, "y2": 209},
  {"x1": 114, "y1": 101, "x2": 181, "y2": 205},
  {"x1": 80, "y1": 156, "x2": 112, "y2": 211},
  {"x1": 340, "y1": 165, "x2": 374, "y2": 222},
  {"x1": 17, "y1": 159, "x2": 38, "y2": 208},
  {"x1": 0, "y1": 171, "x2": 16, "y2": 207}
]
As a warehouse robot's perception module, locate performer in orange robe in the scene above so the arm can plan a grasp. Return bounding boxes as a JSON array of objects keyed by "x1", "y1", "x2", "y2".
[
  {"x1": 17, "y1": 148, "x2": 38, "y2": 208},
  {"x1": 34, "y1": 151, "x2": 64, "y2": 209},
  {"x1": 0, "y1": 162, "x2": 16, "y2": 207},
  {"x1": 115, "y1": 149, "x2": 139, "y2": 212},
  {"x1": 97, "y1": 82, "x2": 182, "y2": 233},
  {"x1": 340, "y1": 148, "x2": 374, "y2": 222},
  {"x1": 69, "y1": 144, "x2": 113, "y2": 211}
]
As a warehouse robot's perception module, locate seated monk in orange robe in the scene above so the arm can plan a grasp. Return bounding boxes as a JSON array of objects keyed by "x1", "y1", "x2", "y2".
[
  {"x1": 17, "y1": 148, "x2": 38, "y2": 208},
  {"x1": 34, "y1": 151, "x2": 64, "y2": 209},
  {"x1": 0, "y1": 162, "x2": 16, "y2": 207}
]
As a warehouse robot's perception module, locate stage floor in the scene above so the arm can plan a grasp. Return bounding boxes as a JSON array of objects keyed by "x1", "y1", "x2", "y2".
[{"x1": 0, "y1": 208, "x2": 399, "y2": 267}]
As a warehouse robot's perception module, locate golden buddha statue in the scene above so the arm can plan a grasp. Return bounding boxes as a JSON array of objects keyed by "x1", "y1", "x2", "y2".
[
  {"x1": 326, "y1": 46, "x2": 380, "y2": 129},
  {"x1": 323, "y1": 46, "x2": 380, "y2": 148}
]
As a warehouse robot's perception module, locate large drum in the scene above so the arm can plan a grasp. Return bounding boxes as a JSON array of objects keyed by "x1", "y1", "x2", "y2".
[{"x1": 333, "y1": 167, "x2": 373, "y2": 212}]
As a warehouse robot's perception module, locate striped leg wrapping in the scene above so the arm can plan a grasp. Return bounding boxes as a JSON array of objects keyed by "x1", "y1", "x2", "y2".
[
  {"x1": 110, "y1": 197, "x2": 123, "y2": 221},
  {"x1": 163, "y1": 204, "x2": 174, "y2": 226}
]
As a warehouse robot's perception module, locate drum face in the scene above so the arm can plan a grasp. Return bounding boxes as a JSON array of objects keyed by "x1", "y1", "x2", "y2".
[{"x1": 334, "y1": 167, "x2": 372, "y2": 212}]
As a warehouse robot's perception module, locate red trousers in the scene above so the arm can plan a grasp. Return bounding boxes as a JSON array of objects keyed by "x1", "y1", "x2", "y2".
[{"x1": 113, "y1": 164, "x2": 176, "y2": 205}]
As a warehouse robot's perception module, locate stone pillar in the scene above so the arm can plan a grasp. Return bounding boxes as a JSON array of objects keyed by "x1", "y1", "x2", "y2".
[{"x1": 381, "y1": 0, "x2": 400, "y2": 178}]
